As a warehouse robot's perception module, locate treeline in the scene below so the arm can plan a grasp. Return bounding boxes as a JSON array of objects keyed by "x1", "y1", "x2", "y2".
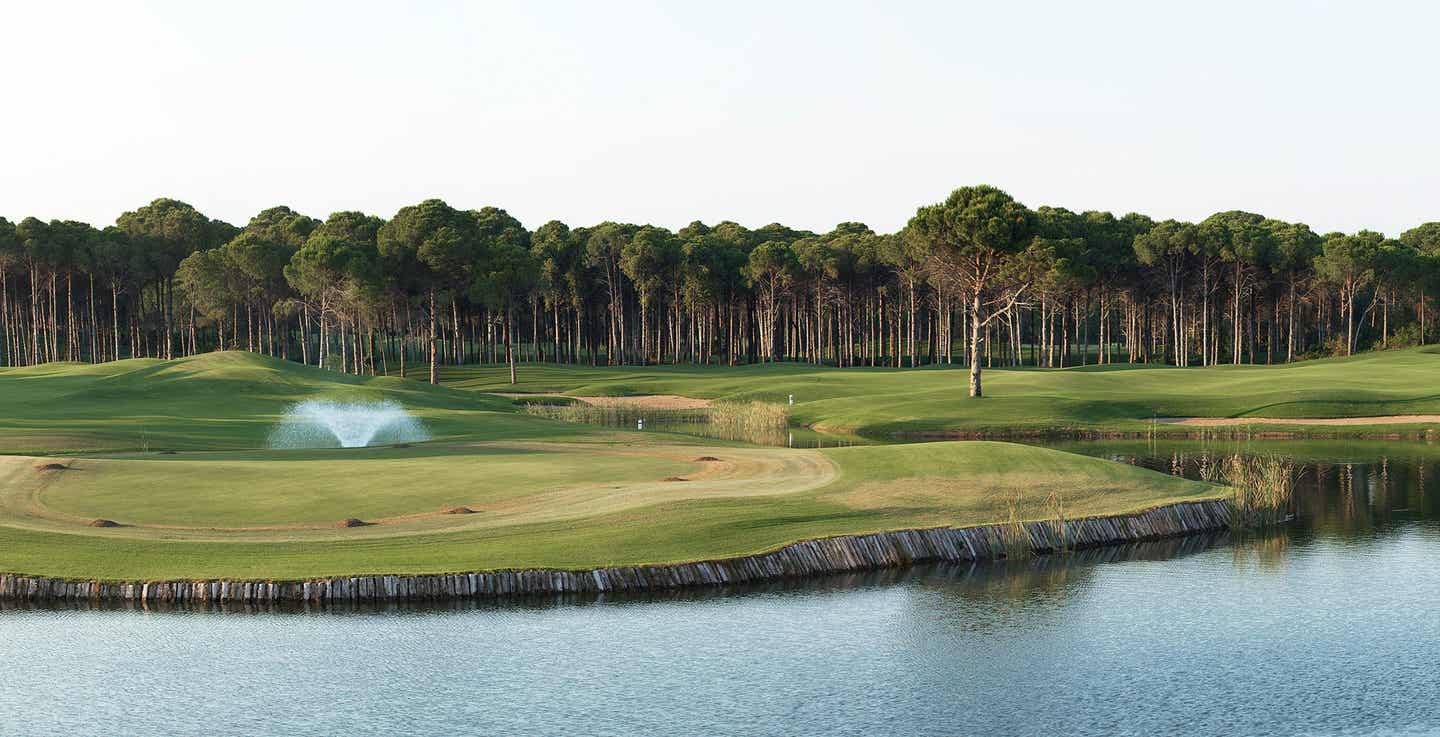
[{"x1": 1, "y1": 187, "x2": 1436, "y2": 394}]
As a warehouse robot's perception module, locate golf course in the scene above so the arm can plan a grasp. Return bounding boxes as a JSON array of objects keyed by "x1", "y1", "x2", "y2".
[{"x1": 0, "y1": 348, "x2": 1435, "y2": 583}]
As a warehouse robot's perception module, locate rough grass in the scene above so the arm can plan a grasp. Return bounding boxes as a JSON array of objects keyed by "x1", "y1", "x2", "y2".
[
  {"x1": 1224, "y1": 454, "x2": 1298, "y2": 528},
  {"x1": 436, "y1": 346, "x2": 1440, "y2": 438}
]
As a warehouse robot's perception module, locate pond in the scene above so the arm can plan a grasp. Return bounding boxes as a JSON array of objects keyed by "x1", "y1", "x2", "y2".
[{"x1": 3, "y1": 439, "x2": 1438, "y2": 736}]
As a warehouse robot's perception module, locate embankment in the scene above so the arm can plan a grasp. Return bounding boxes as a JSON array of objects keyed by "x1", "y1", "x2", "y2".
[{"x1": 0, "y1": 499, "x2": 1230, "y2": 605}]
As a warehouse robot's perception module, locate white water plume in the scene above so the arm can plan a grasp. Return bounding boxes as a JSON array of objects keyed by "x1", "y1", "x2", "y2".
[{"x1": 268, "y1": 400, "x2": 431, "y2": 449}]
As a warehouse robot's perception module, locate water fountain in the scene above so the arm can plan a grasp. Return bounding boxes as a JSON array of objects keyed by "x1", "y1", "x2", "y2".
[{"x1": 267, "y1": 399, "x2": 432, "y2": 449}]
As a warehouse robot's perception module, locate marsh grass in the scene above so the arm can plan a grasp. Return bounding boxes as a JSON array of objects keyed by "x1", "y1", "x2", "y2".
[
  {"x1": 1045, "y1": 489, "x2": 1068, "y2": 553},
  {"x1": 1224, "y1": 454, "x2": 1297, "y2": 528},
  {"x1": 522, "y1": 400, "x2": 789, "y2": 445},
  {"x1": 990, "y1": 494, "x2": 1034, "y2": 560}
]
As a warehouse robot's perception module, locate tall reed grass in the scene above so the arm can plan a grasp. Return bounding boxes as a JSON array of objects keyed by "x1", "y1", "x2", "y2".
[
  {"x1": 986, "y1": 495, "x2": 1034, "y2": 560},
  {"x1": 522, "y1": 400, "x2": 790, "y2": 445},
  {"x1": 1224, "y1": 454, "x2": 1297, "y2": 528}
]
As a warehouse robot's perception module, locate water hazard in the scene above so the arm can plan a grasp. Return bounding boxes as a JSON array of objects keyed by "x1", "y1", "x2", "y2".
[{"x1": 3, "y1": 439, "x2": 1439, "y2": 736}]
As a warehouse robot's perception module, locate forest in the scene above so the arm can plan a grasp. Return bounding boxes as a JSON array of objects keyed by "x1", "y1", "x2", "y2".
[{"x1": 1, "y1": 185, "x2": 1437, "y2": 394}]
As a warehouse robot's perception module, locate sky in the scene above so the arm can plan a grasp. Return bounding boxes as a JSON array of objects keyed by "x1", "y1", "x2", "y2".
[{"x1": 2, "y1": 0, "x2": 1437, "y2": 236}]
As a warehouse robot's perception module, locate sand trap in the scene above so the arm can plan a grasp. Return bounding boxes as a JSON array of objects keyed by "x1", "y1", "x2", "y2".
[{"x1": 1155, "y1": 415, "x2": 1440, "y2": 427}]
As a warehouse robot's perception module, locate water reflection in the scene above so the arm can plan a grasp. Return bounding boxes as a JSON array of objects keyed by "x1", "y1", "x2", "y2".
[{"x1": 1042, "y1": 438, "x2": 1440, "y2": 535}]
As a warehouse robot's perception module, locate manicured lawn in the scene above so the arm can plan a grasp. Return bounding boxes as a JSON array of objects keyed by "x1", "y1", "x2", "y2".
[
  {"x1": 0, "y1": 353, "x2": 1223, "y2": 579},
  {"x1": 6, "y1": 348, "x2": 1435, "y2": 580},
  {"x1": 0, "y1": 351, "x2": 564, "y2": 454},
  {"x1": 52, "y1": 351, "x2": 1440, "y2": 582},
  {"x1": 0, "y1": 438, "x2": 1216, "y2": 579},
  {"x1": 437, "y1": 346, "x2": 1440, "y2": 437}
]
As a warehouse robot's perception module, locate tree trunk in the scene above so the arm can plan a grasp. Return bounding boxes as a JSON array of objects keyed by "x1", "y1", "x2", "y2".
[
  {"x1": 968, "y1": 292, "x2": 983, "y2": 398},
  {"x1": 507, "y1": 308, "x2": 517, "y2": 384},
  {"x1": 428, "y1": 288, "x2": 438, "y2": 384}
]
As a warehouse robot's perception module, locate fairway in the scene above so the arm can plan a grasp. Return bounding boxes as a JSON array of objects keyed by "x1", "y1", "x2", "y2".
[
  {"x1": 438, "y1": 347, "x2": 1440, "y2": 437},
  {"x1": 0, "y1": 352, "x2": 1237, "y2": 580},
  {"x1": 21, "y1": 349, "x2": 1418, "y2": 580},
  {"x1": 0, "y1": 438, "x2": 1214, "y2": 579}
]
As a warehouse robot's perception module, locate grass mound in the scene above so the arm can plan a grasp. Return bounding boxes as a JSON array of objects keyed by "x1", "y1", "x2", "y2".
[
  {"x1": 0, "y1": 351, "x2": 575, "y2": 454},
  {"x1": 87, "y1": 519, "x2": 119, "y2": 528},
  {"x1": 0, "y1": 438, "x2": 1220, "y2": 580}
]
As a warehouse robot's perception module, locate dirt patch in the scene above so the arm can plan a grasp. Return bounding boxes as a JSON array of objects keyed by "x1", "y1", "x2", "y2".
[
  {"x1": 441, "y1": 506, "x2": 475, "y2": 515},
  {"x1": 35, "y1": 463, "x2": 68, "y2": 472},
  {"x1": 335, "y1": 518, "x2": 371, "y2": 528},
  {"x1": 662, "y1": 476, "x2": 688, "y2": 482},
  {"x1": 88, "y1": 518, "x2": 120, "y2": 528},
  {"x1": 693, "y1": 456, "x2": 722, "y2": 462},
  {"x1": 1156, "y1": 415, "x2": 1440, "y2": 427}
]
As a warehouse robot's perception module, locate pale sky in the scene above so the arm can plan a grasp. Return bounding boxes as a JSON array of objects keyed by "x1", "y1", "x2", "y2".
[{"x1": 3, "y1": 1, "x2": 1437, "y2": 236}]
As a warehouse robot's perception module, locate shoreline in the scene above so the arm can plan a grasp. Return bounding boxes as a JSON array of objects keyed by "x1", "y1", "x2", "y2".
[{"x1": 0, "y1": 499, "x2": 1231, "y2": 605}]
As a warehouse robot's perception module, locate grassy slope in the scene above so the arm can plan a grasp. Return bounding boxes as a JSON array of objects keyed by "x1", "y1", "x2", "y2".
[
  {"x1": 0, "y1": 352, "x2": 1226, "y2": 579},
  {"x1": 0, "y1": 441, "x2": 1215, "y2": 579},
  {"x1": 439, "y1": 347, "x2": 1440, "y2": 437},
  {"x1": 0, "y1": 351, "x2": 568, "y2": 454}
]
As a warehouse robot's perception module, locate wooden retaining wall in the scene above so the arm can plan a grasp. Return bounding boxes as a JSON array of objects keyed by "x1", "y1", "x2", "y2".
[{"x1": 0, "y1": 499, "x2": 1231, "y2": 605}]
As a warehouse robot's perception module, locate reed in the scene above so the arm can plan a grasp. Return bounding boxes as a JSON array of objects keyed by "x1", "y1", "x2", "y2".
[
  {"x1": 994, "y1": 494, "x2": 1033, "y2": 560},
  {"x1": 705, "y1": 401, "x2": 790, "y2": 444},
  {"x1": 522, "y1": 400, "x2": 788, "y2": 445},
  {"x1": 1045, "y1": 489, "x2": 1068, "y2": 553},
  {"x1": 1224, "y1": 454, "x2": 1297, "y2": 528}
]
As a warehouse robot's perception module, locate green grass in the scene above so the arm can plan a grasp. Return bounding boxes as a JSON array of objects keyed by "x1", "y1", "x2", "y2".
[
  {"x1": 0, "y1": 438, "x2": 1216, "y2": 580},
  {"x1": 441, "y1": 347, "x2": 1440, "y2": 437},
  {"x1": 37, "y1": 445, "x2": 693, "y2": 527},
  {"x1": 0, "y1": 351, "x2": 575, "y2": 454},
  {"x1": 41, "y1": 350, "x2": 1433, "y2": 581}
]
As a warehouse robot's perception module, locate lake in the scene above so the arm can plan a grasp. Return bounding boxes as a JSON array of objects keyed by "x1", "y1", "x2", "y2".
[{"x1": 3, "y1": 439, "x2": 1438, "y2": 737}]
